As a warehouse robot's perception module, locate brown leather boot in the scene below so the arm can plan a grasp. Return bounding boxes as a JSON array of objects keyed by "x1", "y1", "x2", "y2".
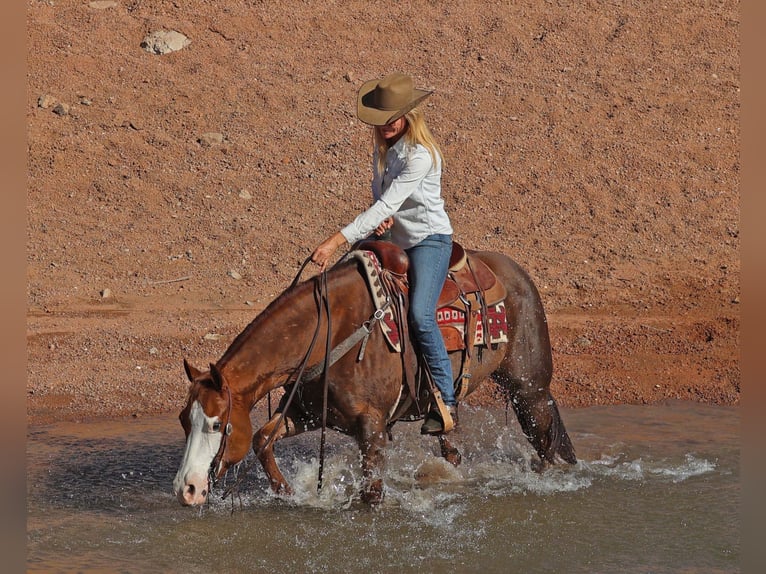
[{"x1": 420, "y1": 405, "x2": 457, "y2": 435}]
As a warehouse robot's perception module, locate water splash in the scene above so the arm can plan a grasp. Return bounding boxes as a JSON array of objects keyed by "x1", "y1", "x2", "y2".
[{"x1": 583, "y1": 451, "x2": 716, "y2": 483}]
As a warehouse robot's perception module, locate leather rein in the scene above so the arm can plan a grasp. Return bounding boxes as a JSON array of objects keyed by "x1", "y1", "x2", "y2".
[{"x1": 214, "y1": 254, "x2": 392, "y2": 502}]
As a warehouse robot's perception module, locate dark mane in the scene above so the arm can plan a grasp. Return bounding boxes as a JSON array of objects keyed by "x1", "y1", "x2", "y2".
[{"x1": 217, "y1": 259, "x2": 360, "y2": 366}]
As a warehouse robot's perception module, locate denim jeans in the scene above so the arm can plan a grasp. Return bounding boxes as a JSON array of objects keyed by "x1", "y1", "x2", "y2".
[{"x1": 405, "y1": 234, "x2": 455, "y2": 406}]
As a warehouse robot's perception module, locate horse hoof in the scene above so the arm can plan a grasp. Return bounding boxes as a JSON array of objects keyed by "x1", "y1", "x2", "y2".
[
  {"x1": 530, "y1": 458, "x2": 551, "y2": 473},
  {"x1": 444, "y1": 450, "x2": 462, "y2": 467},
  {"x1": 272, "y1": 481, "x2": 294, "y2": 496},
  {"x1": 361, "y1": 479, "x2": 384, "y2": 505}
]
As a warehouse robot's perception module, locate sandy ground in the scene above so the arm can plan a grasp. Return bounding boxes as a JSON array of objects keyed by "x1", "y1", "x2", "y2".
[{"x1": 26, "y1": 0, "x2": 739, "y2": 426}]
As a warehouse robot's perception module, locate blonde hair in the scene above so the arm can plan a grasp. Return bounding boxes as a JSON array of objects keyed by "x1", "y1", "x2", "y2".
[{"x1": 373, "y1": 107, "x2": 443, "y2": 176}]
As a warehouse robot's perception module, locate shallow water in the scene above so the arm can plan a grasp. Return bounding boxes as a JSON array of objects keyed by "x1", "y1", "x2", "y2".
[{"x1": 27, "y1": 401, "x2": 739, "y2": 573}]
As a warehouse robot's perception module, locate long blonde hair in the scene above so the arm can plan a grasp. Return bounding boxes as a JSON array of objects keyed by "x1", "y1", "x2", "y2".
[{"x1": 373, "y1": 106, "x2": 443, "y2": 176}]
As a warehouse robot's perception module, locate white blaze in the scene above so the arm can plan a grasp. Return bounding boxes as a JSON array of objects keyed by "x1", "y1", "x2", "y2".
[{"x1": 172, "y1": 401, "x2": 223, "y2": 497}]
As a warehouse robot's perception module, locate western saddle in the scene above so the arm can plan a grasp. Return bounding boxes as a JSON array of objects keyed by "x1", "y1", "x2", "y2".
[{"x1": 355, "y1": 239, "x2": 508, "y2": 402}]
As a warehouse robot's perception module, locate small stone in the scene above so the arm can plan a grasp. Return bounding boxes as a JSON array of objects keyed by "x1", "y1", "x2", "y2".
[
  {"x1": 198, "y1": 132, "x2": 224, "y2": 146},
  {"x1": 204, "y1": 333, "x2": 223, "y2": 341},
  {"x1": 228, "y1": 269, "x2": 242, "y2": 280},
  {"x1": 89, "y1": 0, "x2": 118, "y2": 8},
  {"x1": 141, "y1": 30, "x2": 191, "y2": 55},
  {"x1": 100, "y1": 288, "x2": 112, "y2": 299},
  {"x1": 38, "y1": 94, "x2": 56, "y2": 109},
  {"x1": 238, "y1": 189, "x2": 252, "y2": 200},
  {"x1": 52, "y1": 103, "x2": 70, "y2": 116}
]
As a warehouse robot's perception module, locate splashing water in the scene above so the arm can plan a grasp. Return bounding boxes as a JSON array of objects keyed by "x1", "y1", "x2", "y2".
[{"x1": 27, "y1": 401, "x2": 738, "y2": 573}]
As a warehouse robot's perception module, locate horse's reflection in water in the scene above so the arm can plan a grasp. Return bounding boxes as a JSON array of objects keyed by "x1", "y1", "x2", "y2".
[{"x1": 173, "y1": 245, "x2": 576, "y2": 507}]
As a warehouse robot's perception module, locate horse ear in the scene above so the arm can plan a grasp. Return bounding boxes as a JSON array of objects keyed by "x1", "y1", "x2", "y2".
[
  {"x1": 209, "y1": 363, "x2": 225, "y2": 391},
  {"x1": 183, "y1": 358, "x2": 202, "y2": 381}
]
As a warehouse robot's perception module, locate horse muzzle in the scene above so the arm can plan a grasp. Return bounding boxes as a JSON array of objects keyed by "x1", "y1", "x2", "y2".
[{"x1": 174, "y1": 473, "x2": 210, "y2": 506}]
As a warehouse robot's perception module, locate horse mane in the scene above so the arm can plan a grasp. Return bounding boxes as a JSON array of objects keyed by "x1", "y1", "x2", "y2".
[{"x1": 216, "y1": 258, "x2": 361, "y2": 367}]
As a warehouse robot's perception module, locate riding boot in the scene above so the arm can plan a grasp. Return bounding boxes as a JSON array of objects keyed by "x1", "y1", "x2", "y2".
[{"x1": 420, "y1": 404, "x2": 457, "y2": 435}]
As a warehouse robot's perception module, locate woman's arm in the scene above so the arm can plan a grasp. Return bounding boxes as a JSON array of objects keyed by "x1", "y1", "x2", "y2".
[{"x1": 310, "y1": 231, "x2": 347, "y2": 271}]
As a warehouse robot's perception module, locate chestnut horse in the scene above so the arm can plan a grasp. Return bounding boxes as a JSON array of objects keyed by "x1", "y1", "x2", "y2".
[{"x1": 173, "y1": 249, "x2": 576, "y2": 506}]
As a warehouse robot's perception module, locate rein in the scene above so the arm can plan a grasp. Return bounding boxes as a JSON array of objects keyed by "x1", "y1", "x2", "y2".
[
  {"x1": 219, "y1": 256, "x2": 334, "y2": 501},
  {"x1": 217, "y1": 252, "x2": 397, "y2": 502}
]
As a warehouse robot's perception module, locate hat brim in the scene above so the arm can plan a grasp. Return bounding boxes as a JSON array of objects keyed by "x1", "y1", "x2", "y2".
[{"x1": 357, "y1": 79, "x2": 433, "y2": 126}]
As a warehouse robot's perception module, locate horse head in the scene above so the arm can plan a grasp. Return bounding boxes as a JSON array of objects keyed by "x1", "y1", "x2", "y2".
[{"x1": 172, "y1": 358, "x2": 253, "y2": 506}]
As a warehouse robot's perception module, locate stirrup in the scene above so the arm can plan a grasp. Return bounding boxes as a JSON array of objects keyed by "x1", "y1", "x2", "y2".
[{"x1": 420, "y1": 390, "x2": 455, "y2": 434}]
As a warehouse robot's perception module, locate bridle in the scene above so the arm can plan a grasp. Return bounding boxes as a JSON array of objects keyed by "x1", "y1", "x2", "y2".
[
  {"x1": 207, "y1": 379, "x2": 234, "y2": 488},
  {"x1": 205, "y1": 255, "x2": 329, "y2": 501}
]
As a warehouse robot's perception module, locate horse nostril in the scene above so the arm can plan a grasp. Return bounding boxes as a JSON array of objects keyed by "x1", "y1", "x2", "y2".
[
  {"x1": 201, "y1": 489, "x2": 207, "y2": 497},
  {"x1": 187, "y1": 485, "x2": 195, "y2": 497}
]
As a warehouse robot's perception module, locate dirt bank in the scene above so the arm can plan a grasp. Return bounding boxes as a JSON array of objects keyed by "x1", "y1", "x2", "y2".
[{"x1": 26, "y1": 0, "x2": 739, "y2": 426}]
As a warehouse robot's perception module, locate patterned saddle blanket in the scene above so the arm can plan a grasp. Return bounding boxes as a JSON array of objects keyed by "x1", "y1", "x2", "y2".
[{"x1": 346, "y1": 240, "x2": 509, "y2": 353}]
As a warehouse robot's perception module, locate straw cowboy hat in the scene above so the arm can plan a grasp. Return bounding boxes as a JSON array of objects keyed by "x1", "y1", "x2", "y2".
[{"x1": 357, "y1": 73, "x2": 433, "y2": 126}]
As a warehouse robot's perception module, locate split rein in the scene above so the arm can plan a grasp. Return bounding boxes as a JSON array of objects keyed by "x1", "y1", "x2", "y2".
[{"x1": 214, "y1": 254, "x2": 391, "y2": 505}]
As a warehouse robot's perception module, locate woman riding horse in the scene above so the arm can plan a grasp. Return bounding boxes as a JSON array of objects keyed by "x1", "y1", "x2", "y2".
[{"x1": 312, "y1": 72, "x2": 456, "y2": 434}]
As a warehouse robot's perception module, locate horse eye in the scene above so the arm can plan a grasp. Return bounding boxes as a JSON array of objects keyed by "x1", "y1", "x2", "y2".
[{"x1": 211, "y1": 421, "x2": 221, "y2": 432}]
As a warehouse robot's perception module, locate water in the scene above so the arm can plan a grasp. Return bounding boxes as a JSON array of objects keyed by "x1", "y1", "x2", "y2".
[{"x1": 27, "y1": 401, "x2": 739, "y2": 573}]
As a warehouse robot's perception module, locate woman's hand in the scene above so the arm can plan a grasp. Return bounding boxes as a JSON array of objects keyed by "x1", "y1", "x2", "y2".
[
  {"x1": 311, "y1": 232, "x2": 347, "y2": 271},
  {"x1": 374, "y1": 217, "x2": 394, "y2": 236}
]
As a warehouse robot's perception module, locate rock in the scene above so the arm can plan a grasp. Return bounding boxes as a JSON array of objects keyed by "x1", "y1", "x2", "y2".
[
  {"x1": 198, "y1": 132, "x2": 224, "y2": 146},
  {"x1": 37, "y1": 94, "x2": 56, "y2": 109},
  {"x1": 89, "y1": 1, "x2": 118, "y2": 8},
  {"x1": 228, "y1": 270, "x2": 242, "y2": 280},
  {"x1": 52, "y1": 103, "x2": 70, "y2": 116},
  {"x1": 100, "y1": 288, "x2": 112, "y2": 299},
  {"x1": 238, "y1": 189, "x2": 252, "y2": 200},
  {"x1": 140, "y1": 30, "x2": 191, "y2": 55}
]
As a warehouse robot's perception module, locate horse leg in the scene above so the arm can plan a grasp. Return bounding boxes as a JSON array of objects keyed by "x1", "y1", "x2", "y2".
[
  {"x1": 475, "y1": 251, "x2": 576, "y2": 467},
  {"x1": 252, "y1": 410, "x2": 318, "y2": 495},
  {"x1": 355, "y1": 413, "x2": 388, "y2": 505},
  {"x1": 438, "y1": 435, "x2": 462, "y2": 467},
  {"x1": 498, "y1": 376, "x2": 577, "y2": 467}
]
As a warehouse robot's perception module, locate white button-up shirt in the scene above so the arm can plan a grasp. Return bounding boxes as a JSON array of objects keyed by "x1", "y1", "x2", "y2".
[{"x1": 340, "y1": 137, "x2": 453, "y2": 249}]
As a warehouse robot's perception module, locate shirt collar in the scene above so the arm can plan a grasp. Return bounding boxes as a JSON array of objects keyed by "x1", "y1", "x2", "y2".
[{"x1": 389, "y1": 135, "x2": 408, "y2": 158}]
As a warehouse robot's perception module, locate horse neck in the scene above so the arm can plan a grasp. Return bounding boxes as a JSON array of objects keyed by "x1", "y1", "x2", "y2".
[{"x1": 216, "y1": 263, "x2": 368, "y2": 407}]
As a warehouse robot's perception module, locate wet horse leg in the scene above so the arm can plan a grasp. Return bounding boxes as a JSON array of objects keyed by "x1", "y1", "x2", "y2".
[
  {"x1": 496, "y1": 374, "x2": 577, "y2": 467},
  {"x1": 355, "y1": 413, "x2": 388, "y2": 505},
  {"x1": 252, "y1": 410, "x2": 318, "y2": 495},
  {"x1": 438, "y1": 435, "x2": 462, "y2": 466}
]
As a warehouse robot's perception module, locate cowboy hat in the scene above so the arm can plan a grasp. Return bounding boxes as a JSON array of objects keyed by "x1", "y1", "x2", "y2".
[{"x1": 357, "y1": 73, "x2": 433, "y2": 126}]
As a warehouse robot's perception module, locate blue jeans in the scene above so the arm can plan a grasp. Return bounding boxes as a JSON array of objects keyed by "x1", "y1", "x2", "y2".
[{"x1": 405, "y1": 234, "x2": 455, "y2": 406}]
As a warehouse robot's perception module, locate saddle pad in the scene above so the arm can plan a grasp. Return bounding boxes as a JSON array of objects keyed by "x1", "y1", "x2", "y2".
[
  {"x1": 345, "y1": 249, "x2": 509, "y2": 354},
  {"x1": 437, "y1": 302, "x2": 510, "y2": 351},
  {"x1": 345, "y1": 249, "x2": 402, "y2": 352}
]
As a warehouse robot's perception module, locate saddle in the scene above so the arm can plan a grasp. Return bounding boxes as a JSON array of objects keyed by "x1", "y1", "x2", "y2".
[
  {"x1": 356, "y1": 239, "x2": 507, "y2": 311},
  {"x1": 355, "y1": 239, "x2": 509, "y2": 375},
  {"x1": 344, "y1": 240, "x2": 510, "y2": 424}
]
